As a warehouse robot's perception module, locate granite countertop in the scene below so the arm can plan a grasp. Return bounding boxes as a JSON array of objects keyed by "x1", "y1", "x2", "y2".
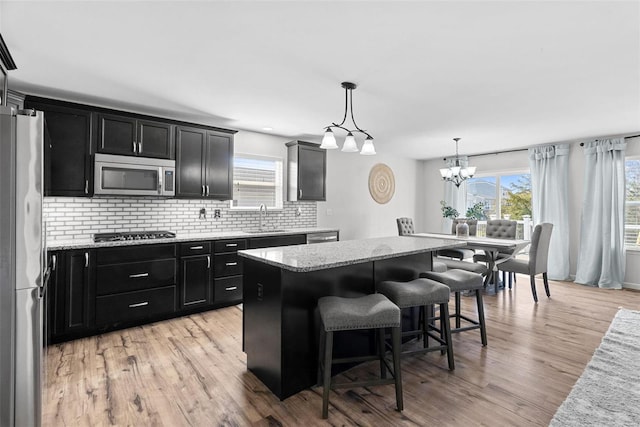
[
  {"x1": 47, "y1": 227, "x2": 339, "y2": 250},
  {"x1": 237, "y1": 235, "x2": 465, "y2": 272}
]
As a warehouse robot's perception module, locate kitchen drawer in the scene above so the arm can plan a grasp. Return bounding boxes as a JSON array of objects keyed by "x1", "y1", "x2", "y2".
[
  {"x1": 180, "y1": 241, "x2": 211, "y2": 256},
  {"x1": 214, "y1": 253, "x2": 243, "y2": 278},
  {"x1": 97, "y1": 244, "x2": 176, "y2": 265},
  {"x1": 96, "y1": 258, "x2": 176, "y2": 295},
  {"x1": 248, "y1": 234, "x2": 306, "y2": 249},
  {"x1": 95, "y1": 285, "x2": 176, "y2": 326},
  {"x1": 214, "y1": 276, "x2": 242, "y2": 304},
  {"x1": 214, "y1": 239, "x2": 247, "y2": 253}
]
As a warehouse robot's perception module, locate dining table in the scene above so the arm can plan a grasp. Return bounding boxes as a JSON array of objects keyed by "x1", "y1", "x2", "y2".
[{"x1": 410, "y1": 232, "x2": 530, "y2": 294}]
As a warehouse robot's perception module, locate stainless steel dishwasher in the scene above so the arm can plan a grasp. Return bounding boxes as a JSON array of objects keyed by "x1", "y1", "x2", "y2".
[{"x1": 306, "y1": 231, "x2": 339, "y2": 244}]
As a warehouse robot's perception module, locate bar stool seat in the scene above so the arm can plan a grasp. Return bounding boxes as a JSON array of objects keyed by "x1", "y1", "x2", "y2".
[
  {"x1": 436, "y1": 258, "x2": 488, "y2": 275},
  {"x1": 317, "y1": 294, "x2": 403, "y2": 419},
  {"x1": 420, "y1": 269, "x2": 487, "y2": 346},
  {"x1": 376, "y1": 278, "x2": 454, "y2": 370}
]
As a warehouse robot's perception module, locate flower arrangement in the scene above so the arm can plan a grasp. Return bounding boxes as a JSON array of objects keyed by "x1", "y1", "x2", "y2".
[{"x1": 440, "y1": 201, "x2": 459, "y2": 219}]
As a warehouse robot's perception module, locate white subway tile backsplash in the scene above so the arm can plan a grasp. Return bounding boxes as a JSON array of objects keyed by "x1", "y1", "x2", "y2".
[{"x1": 44, "y1": 197, "x2": 317, "y2": 241}]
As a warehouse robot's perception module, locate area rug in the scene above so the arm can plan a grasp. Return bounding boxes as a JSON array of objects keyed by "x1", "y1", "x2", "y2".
[{"x1": 549, "y1": 308, "x2": 640, "y2": 426}]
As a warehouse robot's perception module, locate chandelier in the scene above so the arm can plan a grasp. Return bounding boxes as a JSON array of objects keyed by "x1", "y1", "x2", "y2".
[
  {"x1": 439, "y1": 138, "x2": 476, "y2": 187},
  {"x1": 320, "y1": 82, "x2": 376, "y2": 155}
]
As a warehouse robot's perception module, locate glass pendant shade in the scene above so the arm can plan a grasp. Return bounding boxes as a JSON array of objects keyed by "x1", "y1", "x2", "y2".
[
  {"x1": 321, "y1": 81, "x2": 376, "y2": 155},
  {"x1": 440, "y1": 168, "x2": 452, "y2": 178},
  {"x1": 320, "y1": 128, "x2": 338, "y2": 149},
  {"x1": 360, "y1": 137, "x2": 376, "y2": 155},
  {"x1": 466, "y1": 166, "x2": 477, "y2": 176},
  {"x1": 439, "y1": 138, "x2": 477, "y2": 187},
  {"x1": 341, "y1": 132, "x2": 358, "y2": 152}
]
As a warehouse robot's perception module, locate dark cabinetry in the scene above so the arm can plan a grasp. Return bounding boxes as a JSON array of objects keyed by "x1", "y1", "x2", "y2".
[
  {"x1": 179, "y1": 242, "x2": 212, "y2": 309},
  {"x1": 97, "y1": 113, "x2": 174, "y2": 159},
  {"x1": 247, "y1": 234, "x2": 307, "y2": 249},
  {"x1": 286, "y1": 141, "x2": 326, "y2": 201},
  {"x1": 176, "y1": 126, "x2": 234, "y2": 199},
  {"x1": 47, "y1": 250, "x2": 95, "y2": 343},
  {"x1": 25, "y1": 98, "x2": 93, "y2": 196},
  {"x1": 95, "y1": 244, "x2": 177, "y2": 328},
  {"x1": 213, "y1": 239, "x2": 246, "y2": 304}
]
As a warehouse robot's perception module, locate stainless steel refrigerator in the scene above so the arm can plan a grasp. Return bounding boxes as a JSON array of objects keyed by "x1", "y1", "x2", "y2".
[{"x1": 0, "y1": 105, "x2": 46, "y2": 427}]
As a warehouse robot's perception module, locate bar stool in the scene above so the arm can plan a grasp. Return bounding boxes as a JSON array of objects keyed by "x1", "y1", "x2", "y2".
[
  {"x1": 376, "y1": 278, "x2": 454, "y2": 370},
  {"x1": 317, "y1": 294, "x2": 403, "y2": 419},
  {"x1": 420, "y1": 269, "x2": 487, "y2": 346}
]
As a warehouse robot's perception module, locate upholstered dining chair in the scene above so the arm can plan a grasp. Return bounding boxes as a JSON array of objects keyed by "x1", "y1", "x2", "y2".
[
  {"x1": 396, "y1": 217, "x2": 415, "y2": 236},
  {"x1": 498, "y1": 223, "x2": 553, "y2": 303},
  {"x1": 437, "y1": 219, "x2": 477, "y2": 260},
  {"x1": 473, "y1": 219, "x2": 517, "y2": 285}
]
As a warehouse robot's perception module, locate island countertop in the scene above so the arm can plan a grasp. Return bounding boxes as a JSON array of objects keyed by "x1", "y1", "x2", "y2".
[{"x1": 237, "y1": 235, "x2": 465, "y2": 272}]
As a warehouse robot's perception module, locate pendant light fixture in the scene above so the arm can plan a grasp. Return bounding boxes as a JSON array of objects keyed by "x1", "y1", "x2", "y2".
[
  {"x1": 320, "y1": 81, "x2": 376, "y2": 155},
  {"x1": 439, "y1": 138, "x2": 476, "y2": 187}
]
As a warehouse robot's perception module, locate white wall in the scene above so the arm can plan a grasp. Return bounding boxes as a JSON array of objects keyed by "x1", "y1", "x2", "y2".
[
  {"x1": 317, "y1": 149, "x2": 422, "y2": 241},
  {"x1": 421, "y1": 136, "x2": 640, "y2": 288}
]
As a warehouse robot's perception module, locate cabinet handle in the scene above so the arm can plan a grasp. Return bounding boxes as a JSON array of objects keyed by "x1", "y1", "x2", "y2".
[
  {"x1": 84, "y1": 252, "x2": 89, "y2": 268},
  {"x1": 51, "y1": 255, "x2": 57, "y2": 271},
  {"x1": 226, "y1": 243, "x2": 238, "y2": 248},
  {"x1": 138, "y1": 142, "x2": 142, "y2": 154},
  {"x1": 128, "y1": 301, "x2": 149, "y2": 308},
  {"x1": 132, "y1": 141, "x2": 137, "y2": 153},
  {"x1": 202, "y1": 185, "x2": 205, "y2": 197},
  {"x1": 206, "y1": 185, "x2": 210, "y2": 197},
  {"x1": 84, "y1": 180, "x2": 89, "y2": 194},
  {"x1": 225, "y1": 286, "x2": 238, "y2": 291},
  {"x1": 129, "y1": 272, "x2": 149, "y2": 278},
  {"x1": 299, "y1": 189, "x2": 302, "y2": 199},
  {"x1": 207, "y1": 255, "x2": 210, "y2": 269},
  {"x1": 190, "y1": 246, "x2": 204, "y2": 250},
  {"x1": 225, "y1": 262, "x2": 237, "y2": 266}
]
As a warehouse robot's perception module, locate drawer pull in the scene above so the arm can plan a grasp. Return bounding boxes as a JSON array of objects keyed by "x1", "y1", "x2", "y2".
[
  {"x1": 226, "y1": 243, "x2": 238, "y2": 247},
  {"x1": 225, "y1": 286, "x2": 238, "y2": 291},
  {"x1": 225, "y1": 262, "x2": 238, "y2": 266},
  {"x1": 128, "y1": 301, "x2": 149, "y2": 308},
  {"x1": 207, "y1": 255, "x2": 210, "y2": 269},
  {"x1": 190, "y1": 246, "x2": 204, "y2": 250},
  {"x1": 129, "y1": 272, "x2": 149, "y2": 278}
]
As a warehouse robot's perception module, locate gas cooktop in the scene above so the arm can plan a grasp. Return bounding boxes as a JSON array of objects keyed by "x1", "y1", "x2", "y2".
[{"x1": 93, "y1": 231, "x2": 176, "y2": 243}]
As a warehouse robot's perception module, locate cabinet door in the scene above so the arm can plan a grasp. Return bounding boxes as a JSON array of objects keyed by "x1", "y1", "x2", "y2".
[
  {"x1": 176, "y1": 126, "x2": 206, "y2": 198},
  {"x1": 98, "y1": 114, "x2": 138, "y2": 156},
  {"x1": 204, "y1": 131, "x2": 233, "y2": 200},
  {"x1": 298, "y1": 145, "x2": 326, "y2": 201},
  {"x1": 137, "y1": 119, "x2": 174, "y2": 159},
  {"x1": 26, "y1": 101, "x2": 93, "y2": 196},
  {"x1": 46, "y1": 252, "x2": 63, "y2": 343},
  {"x1": 181, "y1": 255, "x2": 212, "y2": 308},
  {"x1": 63, "y1": 250, "x2": 94, "y2": 334}
]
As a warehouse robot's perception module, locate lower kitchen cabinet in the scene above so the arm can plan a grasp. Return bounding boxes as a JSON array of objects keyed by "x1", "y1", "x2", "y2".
[
  {"x1": 247, "y1": 234, "x2": 306, "y2": 249},
  {"x1": 47, "y1": 250, "x2": 95, "y2": 343},
  {"x1": 179, "y1": 242, "x2": 212, "y2": 309},
  {"x1": 95, "y1": 286, "x2": 177, "y2": 326}
]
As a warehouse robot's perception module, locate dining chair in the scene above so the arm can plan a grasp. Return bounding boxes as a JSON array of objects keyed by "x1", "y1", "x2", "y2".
[
  {"x1": 437, "y1": 219, "x2": 477, "y2": 260},
  {"x1": 498, "y1": 223, "x2": 554, "y2": 303},
  {"x1": 473, "y1": 219, "x2": 517, "y2": 286},
  {"x1": 396, "y1": 217, "x2": 415, "y2": 236}
]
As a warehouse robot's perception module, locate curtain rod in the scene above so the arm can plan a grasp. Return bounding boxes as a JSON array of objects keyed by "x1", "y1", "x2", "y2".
[{"x1": 579, "y1": 134, "x2": 640, "y2": 147}]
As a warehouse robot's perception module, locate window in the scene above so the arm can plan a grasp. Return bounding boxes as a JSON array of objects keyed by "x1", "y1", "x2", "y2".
[
  {"x1": 466, "y1": 171, "x2": 532, "y2": 238},
  {"x1": 625, "y1": 158, "x2": 640, "y2": 248},
  {"x1": 230, "y1": 154, "x2": 284, "y2": 210}
]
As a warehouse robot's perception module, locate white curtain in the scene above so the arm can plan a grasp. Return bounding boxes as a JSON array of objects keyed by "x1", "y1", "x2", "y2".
[
  {"x1": 575, "y1": 139, "x2": 626, "y2": 289},
  {"x1": 441, "y1": 167, "x2": 468, "y2": 233},
  {"x1": 529, "y1": 144, "x2": 571, "y2": 280}
]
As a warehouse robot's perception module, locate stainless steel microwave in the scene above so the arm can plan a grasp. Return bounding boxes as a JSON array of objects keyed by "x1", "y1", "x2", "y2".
[{"x1": 94, "y1": 153, "x2": 175, "y2": 197}]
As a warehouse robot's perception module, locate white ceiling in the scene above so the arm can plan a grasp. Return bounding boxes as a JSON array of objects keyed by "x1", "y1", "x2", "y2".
[{"x1": 1, "y1": 1, "x2": 639, "y2": 160}]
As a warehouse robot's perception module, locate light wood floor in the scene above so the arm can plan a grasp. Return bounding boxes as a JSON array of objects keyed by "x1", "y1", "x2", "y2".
[{"x1": 44, "y1": 277, "x2": 640, "y2": 426}]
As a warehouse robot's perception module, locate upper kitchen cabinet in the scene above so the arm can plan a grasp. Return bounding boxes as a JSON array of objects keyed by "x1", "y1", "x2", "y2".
[
  {"x1": 25, "y1": 97, "x2": 93, "y2": 197},
  {"x1": 97, "y1": 113, "x2": 174, "y2": 159},
  {"x1": 286, "y1": 140, "x2": 326, "y2": 201},
  {"x1": 176, "y1": 126, "x2": 234, "y2": 200}
]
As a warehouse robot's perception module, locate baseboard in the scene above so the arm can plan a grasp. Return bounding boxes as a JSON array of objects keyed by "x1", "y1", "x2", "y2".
[{"x1": 623, "y1": 282, "x2": 640, "y2": 290}]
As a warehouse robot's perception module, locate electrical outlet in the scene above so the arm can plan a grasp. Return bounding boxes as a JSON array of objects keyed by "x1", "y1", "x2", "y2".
[
  {"x1": 214, "y1": 209, "x2": 221, "y2": 219},
  {"x1": 295, "y1": 207, "x2": 301, "y2": 217},
  {"x1": 199, "y1": 208, "x2": 207, "y2": 220},
  {"x1": 326, "y1": 208, "x2": 333, "y2": 216}
]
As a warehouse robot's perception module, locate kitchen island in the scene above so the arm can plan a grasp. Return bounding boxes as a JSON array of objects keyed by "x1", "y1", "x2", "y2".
[{"x1": 239, "y1": 235, "x2": 464, "y2": 399}]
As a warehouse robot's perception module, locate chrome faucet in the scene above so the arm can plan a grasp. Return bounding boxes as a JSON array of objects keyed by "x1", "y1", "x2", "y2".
[{"x1": 259, "y1": 204, "x2": 267, "y2": 230}]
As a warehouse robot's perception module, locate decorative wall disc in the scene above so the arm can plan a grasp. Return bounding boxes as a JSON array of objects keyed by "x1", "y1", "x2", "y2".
[{"x1": 368, "y1": 163, "x2": 395, "y2": 204}]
